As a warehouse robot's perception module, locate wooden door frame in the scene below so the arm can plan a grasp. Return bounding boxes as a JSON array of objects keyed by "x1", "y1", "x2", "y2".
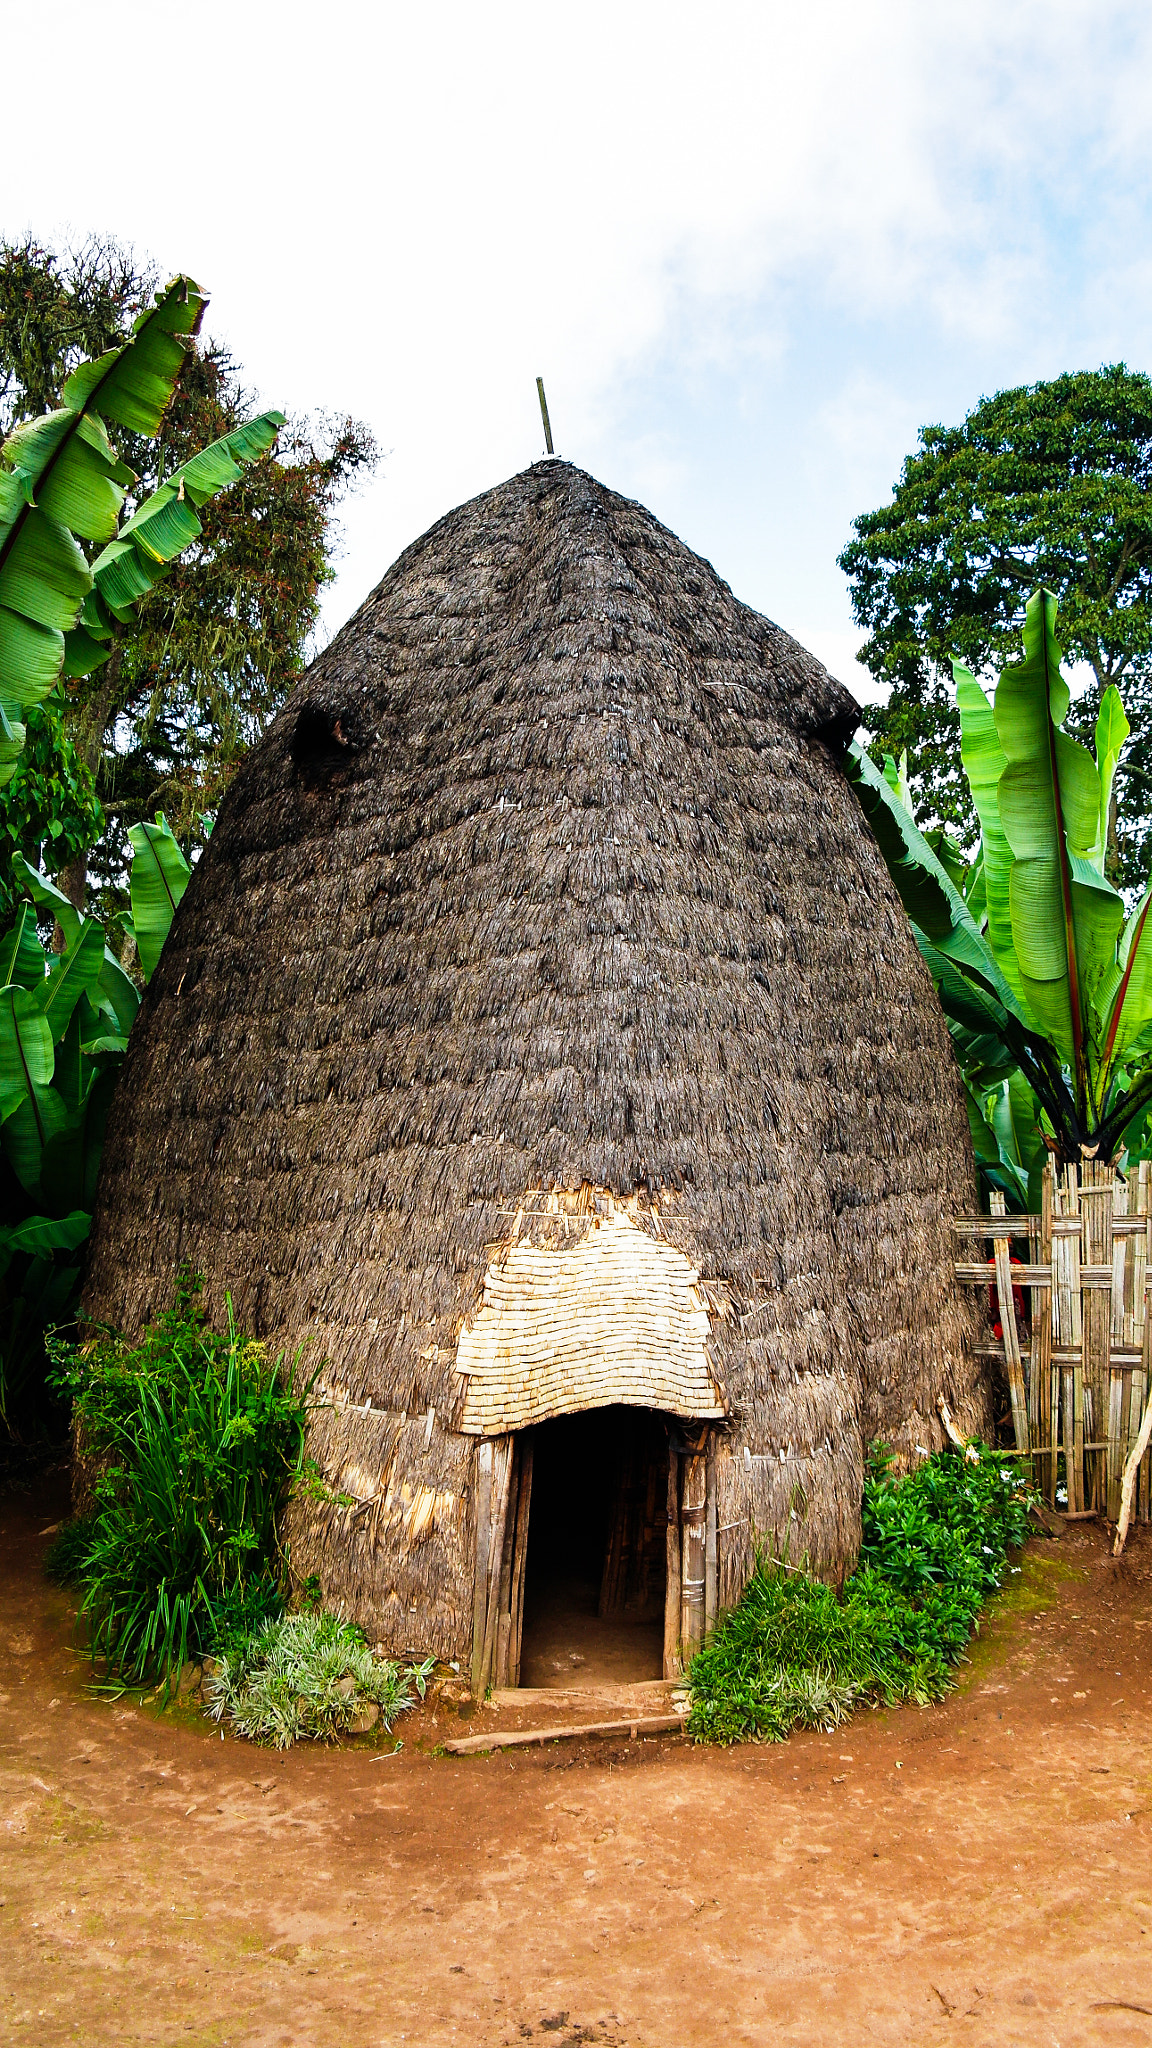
[
  {"x1": 664, "y1": 1423, "x2": 719, "y2": 1679},
  {"x1": 474, "y1": 1415, "x2": 719, "y2": 1694}
]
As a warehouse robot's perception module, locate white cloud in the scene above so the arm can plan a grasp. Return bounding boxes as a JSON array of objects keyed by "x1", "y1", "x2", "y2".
[{"x1": 5, "y1": 0, "x2": 1152, "y2": 671}]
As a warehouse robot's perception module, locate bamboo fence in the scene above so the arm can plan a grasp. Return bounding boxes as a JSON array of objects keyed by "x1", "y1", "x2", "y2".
[{"x1": 954, "y1": 1160, "x2": 1152, "y2": 1521}]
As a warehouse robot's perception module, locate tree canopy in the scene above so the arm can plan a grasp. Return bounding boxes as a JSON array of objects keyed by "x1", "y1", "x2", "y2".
[
  {"x1": 0, "y1": 235, "x2": 377, "y2": 929},
  {"x1": 839, "y1": 366, "x2": 1152, "y2": 884}
]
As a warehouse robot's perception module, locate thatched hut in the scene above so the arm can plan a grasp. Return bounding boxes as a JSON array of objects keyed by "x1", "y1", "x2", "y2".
[{"x1": 84, "y1": 459, "x2": 989, "y2": 1690}]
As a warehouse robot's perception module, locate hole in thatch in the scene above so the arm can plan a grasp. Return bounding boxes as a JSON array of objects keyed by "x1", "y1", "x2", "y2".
[
  {"x1": 518, "y1": 1407, "x2": 668, "y2": 1687},
  {"x1": 290, "y1": 703, "x2": 361, "y2": 787}
]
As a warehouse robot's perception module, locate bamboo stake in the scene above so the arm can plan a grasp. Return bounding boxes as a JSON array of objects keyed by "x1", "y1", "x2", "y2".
[
  {"x1": 679, "y1": 1451, "x2": 708, "y2": 1658},
  {"x1": 1040, "y1": 1165, "x2": 1056, "y2": 1502},
  {"x1": 1083, "y1": 1160, "x2": 1113, "y2": 1513},
  {"x1": 991, "y1": 1191, "x2": 1029, "y2": 1453},
  {"x1": 1112, "y1": 1380, "x2": 1152, "y2": 1555},
  {"x1": 663, "y1": 1450, "x2": 681, "y2": 1680}
]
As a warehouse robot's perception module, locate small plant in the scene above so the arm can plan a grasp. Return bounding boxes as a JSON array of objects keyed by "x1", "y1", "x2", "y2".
[
  {"x1": 47, "y1": 1273, "x2": 312, "y2": 1684},
  {"x1": 688, "y1": 1443, "x2": 1034, "y2": 1744},
  {"x1": 204, "y1": 1611, "x2": 432, "y2": 1749}
]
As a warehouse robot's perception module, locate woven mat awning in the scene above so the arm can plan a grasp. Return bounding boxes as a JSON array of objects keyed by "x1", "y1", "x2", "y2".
[{"x1": 456, "y1": 1210, "x2": 729, "y2": 1434}]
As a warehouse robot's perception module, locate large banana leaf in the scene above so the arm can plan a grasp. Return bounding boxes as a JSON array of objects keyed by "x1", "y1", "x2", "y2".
[
  {"x1": 0, "y1": 904, "x2": 46, "y2": 992},
  {"x1": 0, "y1": 985, "x2": 54, "y2": 1119},
  {"x1": 845, "y1": 742, "x2": 1020, "y2": 1012},
  {"x1": 129, "y1": 817, "x2": 192, "y2": 979},
  {"x1": 35, "y1": 916, "x2": 104, "y2": 1041},
  {"x1": 0, "y1": 1210, "x2": 90, "y2": 1258},
  {"x1": 0, "y1": 280, "x2": 204, "y2": 699},
  {"x1": 87, "y1": 410, "x2": 284, "y2": 623},
  {"x1": 994, "y1": 588, "x2": 1124, "y2": 1072},
  {"x1": 12, "y1": 854, "x2": 81, "y2": 946},
  {"x1": 954, "y1": 662, "x2": 1026, "y2": 1008},
  {"x1": 1093, "y1": 687, "x2": 1130, "y2": 875}
]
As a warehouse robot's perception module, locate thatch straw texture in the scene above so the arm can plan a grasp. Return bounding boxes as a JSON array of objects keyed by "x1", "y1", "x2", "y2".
[{"x1": 84, "y1": 459, "x2": 989, "y2": 1664}]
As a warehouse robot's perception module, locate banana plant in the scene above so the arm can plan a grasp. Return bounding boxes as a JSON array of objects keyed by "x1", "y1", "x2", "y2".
[
  {"x1": 0, "y1": 821, "x2": 189, "y2": 1258},
  {"x1": 847, "y1": 587, "x2": 1152, "y2": 1174},
  {"x1": 0, "y1": 273, "x2": 284, "y2": 781}
]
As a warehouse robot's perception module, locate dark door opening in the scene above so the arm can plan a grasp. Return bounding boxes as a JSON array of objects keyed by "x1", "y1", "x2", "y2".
[{"x1": 518, "y1": 1406, "x2": 668, "y2": 1687}]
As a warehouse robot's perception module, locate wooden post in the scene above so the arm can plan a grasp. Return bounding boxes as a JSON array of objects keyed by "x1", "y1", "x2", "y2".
[
  {"x1": 679, "y1": 1448, "x2": 708, "y2": 1661},
  {"x1": 1038, "y1": 1166, "x2": 1055, "y2": 1503},
  {"x1": 476, "y1": 1436, "x2": 515, "y2": 1696},
  {"x1": 1108, "y1": 1172, "x2": 1130, "y2": 1522},
  {"x1": 507, "y1": 1439, "x2": 533, "y2": 1687},
  {"x1": 1082, "y1": 1160, "x2": 1114, "y2": 1513},
  {"x1": 990, "y1": 1191, "x2": 1029, "y2": 1454},
  {"x1": 663, "y1": 1449, "x2": 681, "y2": 1679},
  {"x1": 1051, "y1": 1166, "x2": 1083, "y2": 1513},
  {"x1": 704, "y1": 1435, "x2": 719, "y2": 1640},
  {"x1": 1133, "y1": 1164, "x2": 1150, "y2": 1522},
  {"x1": 471, "y1": 1439, "x2": 493, "y2": 1697}
]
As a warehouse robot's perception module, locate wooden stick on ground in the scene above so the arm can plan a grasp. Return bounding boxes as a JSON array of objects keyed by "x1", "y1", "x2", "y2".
[
  {"x1": 444, "y1": 1711, "x2": 688, "y2": 1755},
  {"x1": 1113, "y1": 1383, "x2": 1152, "y2": 1556}
]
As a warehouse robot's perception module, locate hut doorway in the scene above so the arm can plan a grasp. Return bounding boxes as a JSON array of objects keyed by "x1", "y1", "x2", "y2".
[
  {"x1": 517, "y1": 1408, "x2": 668, "y2": 1688},
  {"x1": 469, "y1": 1412, "x2": 719, "y2": 1695}
]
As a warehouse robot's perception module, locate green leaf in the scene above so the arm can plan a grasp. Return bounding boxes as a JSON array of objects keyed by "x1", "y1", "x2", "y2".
[
  {"x1": 0, "y1": 507, "x2": 91, "y2": 632},
  {"x1": 97, "y1": 949, "x2": 140, "y2": 1035},
  {"x1": 3, "y1": 1085, "x2": 67, "y2": 1193},
  {"x1": 171, "y1": 409, "x2": 285, "y2": 501},
  {"x1": 60, "y1": 277, "x2": 205, "y2": 434},
  {"x1": 40, "y1": 1067, "x2": 115, "y2": 1213},
  {"x1": 1098, "y1": 880, "x2": 1152, "y2": 1068},
  {"x1": 0, "y1": 1209, "x2": 90, "y2": 1258},
  {"x1": 34, "y1": 917, "x2": 104, "y2": 1041},
  {"x1": 0, "y1": 606, "x2": 64, "y2": 705},
  {"x1": 55, "y1": 996, "x2": 96, "y2": 1112},
  {"x1": 0, "y1": 904, "x2": 46, "y2": 992},
  {"x1": 92, "y1": 412, "x2": 285, "y2": 618},
  {"x1": 0, "y1": 984, "x2": 54, "y2": 1118},
  {"x1": 955, "y1": 662, "x2": 1024, "y2": 1006},
  {"x1": 845, "y1": 742, "x2": 1020, "y2": 1012},
  {"x1": 1093, "y1": 685, "x2": 1130, "y2": 875},
  {"x1": 129, "y1": 817, "x2": 191, "y2": 980},
  {"x1": 12, "y1": 856, "x2": 81, "y2": 947},
  {"x1": 994, "y1": 587, "x2": 1123, "y2": 1069},
  {"x1": 61, "y1": 624, "x2": 113, "y2": 679}
]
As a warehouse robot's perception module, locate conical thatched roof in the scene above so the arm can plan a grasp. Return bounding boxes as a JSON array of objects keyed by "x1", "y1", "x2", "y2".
[{"x1": 84, "y1": 459, "x2": 988, "y2": 1662}]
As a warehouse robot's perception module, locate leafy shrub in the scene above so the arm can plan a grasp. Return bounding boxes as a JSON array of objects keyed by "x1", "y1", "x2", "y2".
[
  {"x1": 204, "y1": 1611, "x2": 432, "y2": 1749},
  {"x1": 688, "y1": 1443, "x2": 1035, "y2": 1744},
  {"x1": 47, "y1": 1274, "x2": 311, "y2": 1684},
  {"x1": 44, "y1": 1511, "x2": 97, "y2": 1585}
]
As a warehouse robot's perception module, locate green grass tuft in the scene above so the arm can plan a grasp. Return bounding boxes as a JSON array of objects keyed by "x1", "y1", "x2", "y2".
[
  {"x1": 688, "y1": 1443, "x2": 1035, "y2": 1744},
  {"x1": 204, "y1": 1611, "x2": 433, "y2": 1749},
  {"x1": 47, "y1": 1272, "x2": 312, "y2": 1686}
]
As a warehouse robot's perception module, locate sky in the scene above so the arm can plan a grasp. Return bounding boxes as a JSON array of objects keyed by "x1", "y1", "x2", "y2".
[{"x1": 6, "y1": 0, "x2": 1152, "y2": 707}]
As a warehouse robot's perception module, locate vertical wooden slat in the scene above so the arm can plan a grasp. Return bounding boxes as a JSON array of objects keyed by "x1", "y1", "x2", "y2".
[
  {"x1": 991, "y1": 1190, "x2": 1029, "y2": 1453},
  {"x1": 1038, "y1": 1165, "x2": 1055, "y2": 1502},
  {"x1": 477, "y1": 1434, "x2": 515, "y2": 1696},
  {"x1": 471, "y1": 1438, "x2": 493, "y2": 1697},
  {"x1": 663, "y1": 1449, "x2": 681, "y2": 1679},
  {"x1": 1082, "y1": 1160, "x2": 1113, "y2": 1513},
  {"x1": 679, "y1": 1449, "x2": 708, "y2": 1660},
  {"x1": 507, "y1": 1439, "x2": 533, "y2": 1687},
  {"x1": 494, "y1": 1449, "x2": 521, "y2": 1690},
  {"x1": 1108, "y1": 1174, "x2": 1129, "y2": 1521},
  {"x1": 1052, "y1": 1165, "x2": 1083, "y2": 1513},
  {"x1": 704, "y1": 1434, "x2": 719, "y2": 1641},
  {"x1": 1123, "y1": 1171, "x2": 1139, "y2": 1523}
]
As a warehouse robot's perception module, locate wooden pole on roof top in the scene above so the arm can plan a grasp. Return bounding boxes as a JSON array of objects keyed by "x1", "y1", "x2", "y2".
[{"x1": 536, "y1": 377, "x2": 554, "y2": 455}]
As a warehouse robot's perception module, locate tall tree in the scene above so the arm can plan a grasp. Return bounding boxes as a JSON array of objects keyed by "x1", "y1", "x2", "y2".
[
  {"x1": 839, "y1": 366, "x2": 1152, "y2": 884},
  {"x1": 0, "y1": 236, "x2": 377, "y2": 927}
]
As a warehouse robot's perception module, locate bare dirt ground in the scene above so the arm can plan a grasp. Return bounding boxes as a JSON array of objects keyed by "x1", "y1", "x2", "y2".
[{"x1": 3, "y1": 1469, "x2": 1151, "y2": 2048}]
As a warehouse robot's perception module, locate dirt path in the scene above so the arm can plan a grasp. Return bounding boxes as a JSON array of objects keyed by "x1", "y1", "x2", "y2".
[{"x1": 2, "y1": 1472, "x2": 1151, "y2": 2048}]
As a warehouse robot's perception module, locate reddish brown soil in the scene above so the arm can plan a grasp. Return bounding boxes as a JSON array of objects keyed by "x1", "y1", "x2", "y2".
[{"x1": 3, "y1": 1470, "x2": 1151, "y2": 2048}]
